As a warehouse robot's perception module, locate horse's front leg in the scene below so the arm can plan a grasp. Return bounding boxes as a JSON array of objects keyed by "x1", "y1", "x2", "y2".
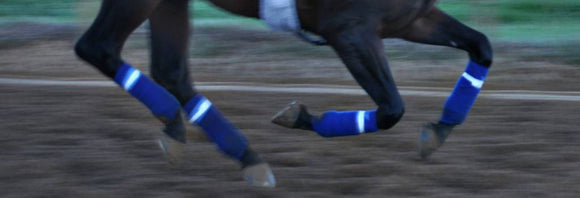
[
  {"x1": 148, "y1": 0, "x2": 275, "y2": 187},
  {"x1": 75, "y1": 0, "x2": 185, "y2": 160},
  {"x1": 75, "y1": 0, "x2": 184, "y2": 126},
  {"x1": 75, "y1": 0, "x2": 162, "y2": 76},
  {"x1": 146, "y1": 0, "x2": 192, "y2": 166},
  {"x1": 273, "y1": 20, "x2": 405, "y2": 138},
  {"x1": 397, "y1": 7, "x2": 493, "y2": 158}
]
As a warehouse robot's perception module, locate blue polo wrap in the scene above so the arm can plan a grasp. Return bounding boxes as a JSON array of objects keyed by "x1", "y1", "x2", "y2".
[
  {"x1": 440, "y1": 61, "x2": 489, "y2": 124},
  {"x1": 184, "y1": 95, "x2": 248, "y2": 160},
  {"x1": 312, "y1": 110, "x2": 378, "y2": 137},
  {"x1": 113, "y1": 63, "x2": 180, "y2": 120}
]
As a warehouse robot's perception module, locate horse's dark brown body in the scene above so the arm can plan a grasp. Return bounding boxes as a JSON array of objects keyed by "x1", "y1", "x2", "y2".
[
  {"x1": 208, "y1": 0, "x2": 439, "y2": 37},
  {"x1": 74, "y1": 0, "x2": 493, "y2": 181}
]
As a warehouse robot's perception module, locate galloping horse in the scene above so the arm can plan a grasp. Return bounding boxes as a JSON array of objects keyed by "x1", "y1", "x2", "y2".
[{"x1": 75, "y1": 0, "x2": 492, "y2": 187}]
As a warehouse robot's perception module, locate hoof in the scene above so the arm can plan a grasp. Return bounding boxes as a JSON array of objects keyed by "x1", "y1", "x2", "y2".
[
  {"x1": 157, "y1": 133, "x2": 185, "y2": 166},
  {"x1": 418, "y1": 122, "x2": 454, "y2": 159},
  {"x1": 242, "y1": 163, "x2": 276, "y2": 188},
  {"x1": 271, "y1": 101, "x2": 303, "y2": 129}
]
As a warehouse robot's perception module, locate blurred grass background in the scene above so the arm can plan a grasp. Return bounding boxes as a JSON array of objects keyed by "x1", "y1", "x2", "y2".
[{"x1": 1, "y1": 0, "x2": 579, "y2": 43}]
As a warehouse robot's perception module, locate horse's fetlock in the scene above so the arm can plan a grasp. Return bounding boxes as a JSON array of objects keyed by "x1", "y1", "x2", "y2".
[
  {"x1": 376, "y1": 106, "x2": 405, "y2": 130},
  {"x1": 468, "y1": 32, "x2": 493, "y2": 67}
]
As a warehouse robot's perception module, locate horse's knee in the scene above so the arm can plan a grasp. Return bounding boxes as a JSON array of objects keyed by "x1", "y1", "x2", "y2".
[
  {"x1": 74, "y1": 38, "x2": 93, "y2": 63},
  {"x1": 74, "y1": 37, "x2": 121, "y2": 77},
  {"x1": 466, "y1": 32, "x2": 493, "y2": 67},
  {"x1": 376, "y1": 106, "x2": 405, "y2": 130}
]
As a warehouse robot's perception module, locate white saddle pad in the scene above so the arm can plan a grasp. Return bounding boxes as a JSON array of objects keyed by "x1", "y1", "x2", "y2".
[{"x1": 260, "y1": 0, "x2": 301, "y2": 32}]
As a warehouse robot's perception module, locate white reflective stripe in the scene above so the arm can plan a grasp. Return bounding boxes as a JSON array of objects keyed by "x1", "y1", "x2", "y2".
[
  {"x1": 189, "y1": 99, "x2": 212, "y2": 123},
  {"x1": 462, "y1": 72, "x2": 484, "y2": 89},
  {"x1": 356, "y1": 111, "x2": 365, "y2": 133},
  {"x1": 123, "y1": 69, "x2": 141, "y2": 91}
]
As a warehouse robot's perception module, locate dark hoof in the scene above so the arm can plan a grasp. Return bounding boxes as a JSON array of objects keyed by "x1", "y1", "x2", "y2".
[
  {"x1": 418, "y1": 122, "x2": 454, "y2": 159},
  {"x1": 162, "y1": 113, "x2": 187, "y2": 143},
  {"x1": 271, "y1": 101, "x2": 304, "y2": 129},
  {"x1": 157, "y1": 132, "x2": 185, "y2": 166}
]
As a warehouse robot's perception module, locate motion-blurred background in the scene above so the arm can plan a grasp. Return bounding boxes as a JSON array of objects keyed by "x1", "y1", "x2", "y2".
[{"x1": 1, "y1": 0, "x2": 579, "y2": 197}]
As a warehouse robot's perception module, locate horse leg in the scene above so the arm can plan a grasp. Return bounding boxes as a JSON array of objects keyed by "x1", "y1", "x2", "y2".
[
  {"x1": 398, "y1": 8, "x2": 493, "y2": 158},
  {"x1": 147, "y1": 0, "x2": 274, "y2": 187},
  {"x1": 75, "y1": 0, "x2": 161, "y2": 77},
  {"x1": 273, "y1": 19, "x2": 405, "y2": 138},
  {"x1": 75, "y1": 0, "x2": 189, "y2": 161},
  {"x1": 74, "y1": 0, "x2": 182, "y2": 126},
  {"x1": 145, "y1": 0, "x2": 192, "y2": 166}
]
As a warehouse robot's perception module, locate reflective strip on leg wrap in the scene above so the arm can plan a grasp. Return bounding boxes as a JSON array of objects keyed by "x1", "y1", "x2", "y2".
[
  {"x1": 313, "y1": 110, "x2": 378, "y2": 137},
  {"x1": 113, "y1": 63, "x2": 180, "y2": 120},
  {"x1": 440, "y1": 61, "x2": 489, "y2": 124},
  {"x1": 184, "y1": 95, "x2": 248, "y2": 160}
]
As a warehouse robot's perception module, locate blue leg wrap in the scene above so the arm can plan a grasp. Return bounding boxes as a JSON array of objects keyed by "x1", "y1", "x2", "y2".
[
  {"x1": 113, "y1": 63, "x2": 180, "y2": 121},
  {"x1": 440, "y1": 61, "x2": 489, "y2": 125},
  {"x1": 184, "y1": 95, "x2": 248, "y2": 160},
  {"x1": 312, "y1": 110, "x2": 378, "y2": 137}
]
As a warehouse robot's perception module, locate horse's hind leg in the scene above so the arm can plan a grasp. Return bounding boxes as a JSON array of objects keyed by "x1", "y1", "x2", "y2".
[
  {"x1": 401, "y1": 8, "x2": 492, "y2": 66},
  {"x1": 147, "y1": 0, "x2": 275, "y2": 187},
  {"x1": 273, "y1": 19, "x2": 405, "y2": 138},
  {"x1": 399, "y1": 8, "x2": 493, "y2": 158}
]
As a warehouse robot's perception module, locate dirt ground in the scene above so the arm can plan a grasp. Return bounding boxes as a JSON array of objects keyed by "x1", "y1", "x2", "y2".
[{"x1": 1, "y1": 24, "x2": 579, "y2": 197}]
